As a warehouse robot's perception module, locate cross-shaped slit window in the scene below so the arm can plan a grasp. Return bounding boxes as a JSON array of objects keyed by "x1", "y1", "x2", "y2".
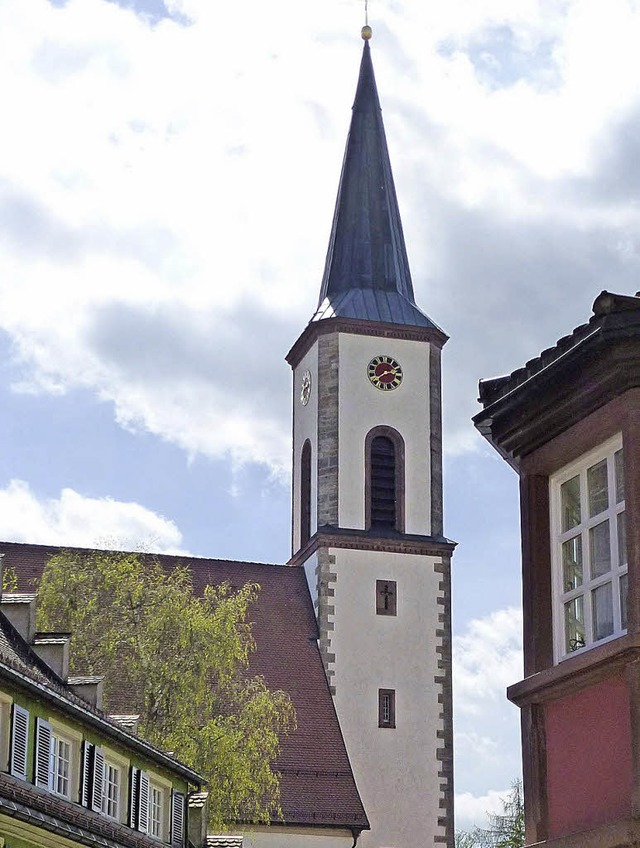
[{"x1": 376, "y1": 580, "x2": 397, "y2": 616}]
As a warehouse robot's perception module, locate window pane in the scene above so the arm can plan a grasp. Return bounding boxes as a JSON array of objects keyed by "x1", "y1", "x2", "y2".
[
  {"x1": 54, "y1": 738, "x2": 70, "y2": 797},
  {"x1": 620, "y1": 573, "x2": 628, "y2": 631},
  {"x1": 590, "y1": 520, "x2": 611, "y2": 578},
  {"x1": 564, "y1": 596, "x2": 585, "y2": 652},
  {"x1": 618, "y1": 511, "x2": 627, "y2": 567},
  {"x1": 588, "y1": 459, "x2": 609, "y2": 517},
  {"x1": 562, "y1": 536, "x2": 583, "y2": 592},
  {"x1": 615, "y1": 449, "x2": 625, "y2": 503},
  {"x1": 592, "y1": 582, "x2": 614, "y2": 641},
  {"x1": 561, "y1": 475, "x2": 581, "y2": 531}
]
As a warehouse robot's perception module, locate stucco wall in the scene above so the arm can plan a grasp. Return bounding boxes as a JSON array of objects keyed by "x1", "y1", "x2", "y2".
[
  {"x1": 330, "y1": 547, "x2": 446, "y2": 848},
  {"x1": 292, "y1": 342, "x2": 319, "y2": 552},
  {"x1": 337, "y1": 334, "x2": 431, "y2": 535},
  {"x1": 545, "y1": 673, "x2": 632, "y2": 838},
  {"x1": 242, "y1": 825, "x2": 355, "y2": 847}
]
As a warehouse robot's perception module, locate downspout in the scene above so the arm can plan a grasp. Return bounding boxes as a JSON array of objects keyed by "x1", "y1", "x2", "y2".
[{"x1": 351, "y1": 828, "x2": 361, "y2": 847}]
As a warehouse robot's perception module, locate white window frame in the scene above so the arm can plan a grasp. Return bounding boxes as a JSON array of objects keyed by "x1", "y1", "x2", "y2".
[
  {"x1": 149, "y1": 783, "x2": 164, "y2": 839},
  {"x1": 147, "y1": 773, "x2": 171, "y2": 842},
  {"x1": 104, "y1": 761, "x2": 120, "y2": 820},
  {"x1": 50, "y1": 732, "x2": 72, "y2": 798},
  {"x1": 49, "y1": 720, "x2": 82, "y2": 800},
  {"x1": 101, "y1": 746, "x2": 129, "y2": 823},
  {"x1": 550, "y1": 434, "x2": 627, "y2": 663}
]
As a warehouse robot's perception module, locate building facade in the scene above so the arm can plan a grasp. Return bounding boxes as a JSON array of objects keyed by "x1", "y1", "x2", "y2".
[{"x1": 474, "y1": 290, "x2": 640, "y2": 848}]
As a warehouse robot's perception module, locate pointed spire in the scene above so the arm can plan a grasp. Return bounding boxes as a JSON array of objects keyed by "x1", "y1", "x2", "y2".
[{"x1": 314, "y1": 35, "x2": 437, "y2": 329}]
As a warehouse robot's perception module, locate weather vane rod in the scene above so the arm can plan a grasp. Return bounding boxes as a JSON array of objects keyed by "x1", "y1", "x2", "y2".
[{"x1": 362, "y1": 0, "x2": 372, "y2": 39}]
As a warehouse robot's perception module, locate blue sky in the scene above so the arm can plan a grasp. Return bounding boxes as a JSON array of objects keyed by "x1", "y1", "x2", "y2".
[{"x1": 3, "y1": 0, "x2": 640, "y2": 830}]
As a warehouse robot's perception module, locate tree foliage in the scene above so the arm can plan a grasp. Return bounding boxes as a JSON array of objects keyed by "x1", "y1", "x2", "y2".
[
  {"x1": 456, "y1": 781, "x2": 525, "y2": 848},
  {"x1": 36, "y1": 549, "x2": 296, "y2": 830}
]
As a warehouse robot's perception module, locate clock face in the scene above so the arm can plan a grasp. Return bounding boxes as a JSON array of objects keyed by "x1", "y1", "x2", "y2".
[
  {"x1": 300, "y1": 370, "x2": 312, "y2": 406},
  {"x1": 368, "y1": 356, "x2": 403, "y2": 391}
]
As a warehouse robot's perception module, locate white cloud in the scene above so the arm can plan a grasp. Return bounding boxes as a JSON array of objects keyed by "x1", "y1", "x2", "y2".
[
  {"x1": 454, "y1": 606, "x2": 523, "y2": 713},
  {"x1": 0, "y1": 479, "x2": 186, "y2": 554},
  {"x1": 2, "y1": 0, "x2": 640, "y2": 473},
  {"x1": 456, "y1": 787, "x2": 512, "y2": 833},
  {"x1": 453, "y1": 608, "x2": 523, "y2": 806}
]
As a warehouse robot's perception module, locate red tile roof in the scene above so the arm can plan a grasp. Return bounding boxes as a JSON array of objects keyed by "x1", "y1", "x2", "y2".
[{"x1": 0, "y1": 541, "x2": 369, "y2": 832}]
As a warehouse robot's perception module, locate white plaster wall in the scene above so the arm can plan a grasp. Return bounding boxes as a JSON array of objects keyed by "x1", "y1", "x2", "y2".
[
  {"x1": 242, "y1": 826, "x2": 355, "y2": 848},
  {"x1": 292, "y1": 343, "x2": 319, "y2": 553},
  {"x1": 302, "y1": 550, "x2": 319, "y2": 610},
  {"x1": 329, "y1": 547, "x2": 444, "y2": 848},
  {"x1": 337, "y1": 334, "x2": 432, "y2": 535}
]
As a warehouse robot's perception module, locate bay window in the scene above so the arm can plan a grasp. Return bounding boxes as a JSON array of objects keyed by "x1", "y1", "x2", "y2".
[{"x1": 550, "y1": 435, "x2": 627, "y2": 661}]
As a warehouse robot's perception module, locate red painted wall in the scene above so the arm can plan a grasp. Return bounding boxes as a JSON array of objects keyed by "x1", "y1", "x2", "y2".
[{"x1": 546, "y1": 674, "x2": 632, "y2": 838}]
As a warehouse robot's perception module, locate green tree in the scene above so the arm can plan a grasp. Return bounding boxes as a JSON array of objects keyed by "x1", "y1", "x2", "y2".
[
  {"x1": 456, "y1": 781, "x2": 525, "y2": 848},
  {"x1": 36, "y1": 549, "x2": 296, "y2": 830}
]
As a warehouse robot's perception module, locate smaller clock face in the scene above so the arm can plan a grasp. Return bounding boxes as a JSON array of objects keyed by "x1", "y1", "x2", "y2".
[
  {"x1": 300, "y1": 370, "x2": 312, "y2": 406},
  {"x1": 368, "y1": 356, "x2": 403, "y2": 391}
]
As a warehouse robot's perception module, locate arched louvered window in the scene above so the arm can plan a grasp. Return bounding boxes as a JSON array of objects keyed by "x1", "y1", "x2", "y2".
[
  {"x1": 365, "y1": 427, "x2": 405, "y2": 532},
  {"x1": 300, "y1": 439, "x2": 312, "y2": 546}
]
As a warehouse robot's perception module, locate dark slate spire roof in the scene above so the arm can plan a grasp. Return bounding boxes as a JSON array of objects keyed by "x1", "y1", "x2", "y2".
[{"x1": 313, "y1": 38, "x2": 438, "y2": 329}]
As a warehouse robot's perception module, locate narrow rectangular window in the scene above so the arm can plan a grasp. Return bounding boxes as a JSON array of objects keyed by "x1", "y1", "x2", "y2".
[
  {"x1": 376, "y1": 580, "x2": 397, "y2": 616},
  {"x1": 104, "y1": 762, "x2": 120, "y2": 819},
  {"x1": 149, "y1": 784, "x2": 164, "y2": 838},
  {"x1": 378, "y1": 689, "x2": 396, "y2": 728},
  {"x1": 51, "y1": 734, "x2": 71, "y2": 797}
]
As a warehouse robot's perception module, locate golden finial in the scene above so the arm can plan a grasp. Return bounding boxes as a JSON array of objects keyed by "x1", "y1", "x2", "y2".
[{"x1": 362, "y1": 0, "x2": 372, "y2": 39}]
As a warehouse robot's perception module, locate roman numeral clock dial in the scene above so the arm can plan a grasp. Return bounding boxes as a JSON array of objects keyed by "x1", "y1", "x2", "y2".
[{"x1": 367, "y1": 356, "x2": 403, "y2": 391}]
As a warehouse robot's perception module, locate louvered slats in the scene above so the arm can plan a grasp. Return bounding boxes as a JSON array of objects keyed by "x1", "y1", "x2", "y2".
[
  {"x1": 371, "y1": 436, "x2": 396, "y2": 528},
  {"x1": 80, "y1": 741, "x2": 94, "y2": 806},
  {"x1": 171, "y1": 789, "x2": 185, "y2": 846},
  {"x1": 91, "y1": 746, "x2": 105, "y2": 812},
  {"x1": 138, "y1": 771, "x2": 150, "y2": 833},
  {"x1": 35, "y1": 718, "x2": 52, "y2": 788},
  {"x1": 129, "y1": 765, "x2": 140, "y2": 827},
  {"x1": 10, "y1": 704, "x2": 29, "y2": 780}
]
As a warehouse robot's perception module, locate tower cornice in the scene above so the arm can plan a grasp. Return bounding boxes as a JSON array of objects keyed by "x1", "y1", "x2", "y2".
[
  {"x1": 286, "y1": 315, "x2": 448, "y2": 369},
  {"x1": 287, "y1": 526, "x2": 456, "y2": 565}
]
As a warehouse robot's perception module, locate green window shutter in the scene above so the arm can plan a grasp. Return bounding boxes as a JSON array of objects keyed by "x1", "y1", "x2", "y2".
[
  {"x1": 34, "y1": 717, "x2": 52, "y2": 788},
  {"x1": 9, "y1": 704, "x2": 29, "y2": 780}
]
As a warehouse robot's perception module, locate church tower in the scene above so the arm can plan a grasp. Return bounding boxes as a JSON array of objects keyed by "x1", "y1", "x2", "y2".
[{"x1": 286, "y1": 29, "x2": 455, "y2": 848}]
